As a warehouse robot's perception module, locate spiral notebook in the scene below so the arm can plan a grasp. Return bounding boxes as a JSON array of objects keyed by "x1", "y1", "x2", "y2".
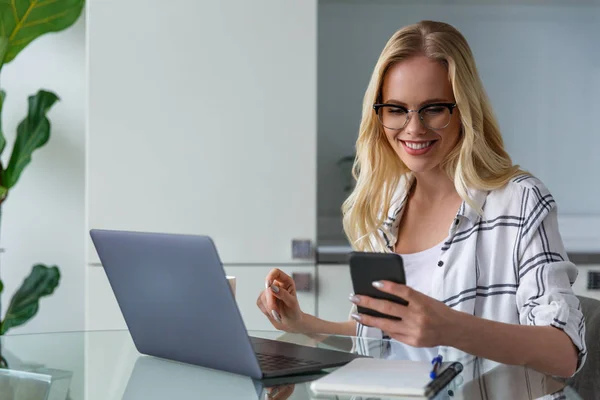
[{"x1": 310, "y1": 358, "x2": 463, "y2": 399}]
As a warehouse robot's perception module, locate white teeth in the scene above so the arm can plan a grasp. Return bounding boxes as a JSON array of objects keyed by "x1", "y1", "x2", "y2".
[{"x1": 404, "y1": 141, "x2": 432, "y2": 150}]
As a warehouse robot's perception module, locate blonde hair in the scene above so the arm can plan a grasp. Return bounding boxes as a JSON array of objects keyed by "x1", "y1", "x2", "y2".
[{"x1": 342, "y1": 20, "x2": 525, "y2": 251}]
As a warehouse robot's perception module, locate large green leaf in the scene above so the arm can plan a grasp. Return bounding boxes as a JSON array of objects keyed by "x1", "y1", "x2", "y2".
[
  {"x1": 0, "y1": 89, "x2": 6, "y2": 155},
  {"x1": 0, "y1": 89, "x2": 6, "y2": 201},
  {"x1": 0, "y1": 33, "x2": 6, "y2": 70},
  {"x1": 0, "y1": 0, "x2": 84, "y2": 65},
  {"x1": 3, "y1": 90, "x2": 59, "y2": 189},
  {"x1": 0, "y1": 264, "x2": 60, "y2": 335}
]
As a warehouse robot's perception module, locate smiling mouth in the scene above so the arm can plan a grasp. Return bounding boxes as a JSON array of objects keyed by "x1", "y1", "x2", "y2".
[
  {"x1": 401, "y1": 140, "x2": 436, "y2": 150},
  {"x1": 398, "y1": 139, "x2": 438, "y2": 155}
]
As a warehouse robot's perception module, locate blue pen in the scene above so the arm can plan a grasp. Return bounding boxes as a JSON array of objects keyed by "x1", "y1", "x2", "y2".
[{"x1": 430, "y1": 355, "x2": 443, "y2": 379}]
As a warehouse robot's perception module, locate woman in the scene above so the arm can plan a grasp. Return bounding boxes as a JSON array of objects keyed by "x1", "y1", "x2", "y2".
[{"x1": 256, "y1": 20, "x2": 586, "y2": 378}]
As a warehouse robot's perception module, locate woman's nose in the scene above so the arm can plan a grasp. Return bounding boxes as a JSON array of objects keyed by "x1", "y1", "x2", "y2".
[{"x1": 405, "y1": 112, "x2": 427, "y2": 135}]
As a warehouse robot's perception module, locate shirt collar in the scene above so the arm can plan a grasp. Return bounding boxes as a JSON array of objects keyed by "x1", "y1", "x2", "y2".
[
  {"x1": 382, "y1": 175, "x2": 489, "y2": 238},
  {"x1": 458, "y1": 186, "x2": 489, "y2": 224}
]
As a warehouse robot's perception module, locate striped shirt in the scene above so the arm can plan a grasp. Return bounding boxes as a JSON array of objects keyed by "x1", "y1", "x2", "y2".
[{"x1": 354, "y1": 174, "x2": 587, "y2": 374}]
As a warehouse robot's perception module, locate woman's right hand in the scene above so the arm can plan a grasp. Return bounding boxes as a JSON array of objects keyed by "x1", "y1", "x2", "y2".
[{"x1": 256, "y1": 268, "x2": 306, "y2": 333}]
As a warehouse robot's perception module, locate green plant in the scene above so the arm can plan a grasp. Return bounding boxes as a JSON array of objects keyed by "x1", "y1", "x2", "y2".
[{"x1": 0, "y1": 0, "x2": 84, "y2": 335}]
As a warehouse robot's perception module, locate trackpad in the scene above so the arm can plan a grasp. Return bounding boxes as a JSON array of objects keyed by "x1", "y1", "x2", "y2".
[{"x1": 250, "y1": 337, "x2": 296, "y2": 354}]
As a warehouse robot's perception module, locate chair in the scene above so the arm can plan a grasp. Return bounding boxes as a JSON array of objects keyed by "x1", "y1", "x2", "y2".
[{"x1": 566, "y1": 296, "x2": 600, "y2": 400}]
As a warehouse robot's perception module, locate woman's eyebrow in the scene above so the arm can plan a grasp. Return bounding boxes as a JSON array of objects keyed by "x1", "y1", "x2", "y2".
[{"x1": 383, "y1": 98, "x2": 451, "y2": 106}]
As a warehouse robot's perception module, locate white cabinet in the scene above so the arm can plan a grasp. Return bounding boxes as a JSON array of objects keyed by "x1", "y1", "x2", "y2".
[
  {"x1": 86, "y1": 0, "x2": 317, "y2": 265},
  {"x1": 85, "y1": 0, "x2": 317, "y2": 330},
  {"x1": 316, "y1": 264, "x2": 353, "y2": 322},
  {"x1": 224, "y1": 265, "x2": 316, "y2": 331},
  {"x1": 86, "y1": 266, "x2": 127, "y2": 331}
]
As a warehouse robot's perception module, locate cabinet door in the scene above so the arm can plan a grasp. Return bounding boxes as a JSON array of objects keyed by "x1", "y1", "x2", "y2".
[
  {"x1": 316, "y1": 264, "x2": 353, "y2": 322},
  {"x1": 86, "y1": 0, "x2": 317, "y2": 330},
  {"x1": 87, "y1": 0, "x2": 317, "y2": 265},
  {"x1": 225, "y1": 265, "x2": 316, "y2": 331}
]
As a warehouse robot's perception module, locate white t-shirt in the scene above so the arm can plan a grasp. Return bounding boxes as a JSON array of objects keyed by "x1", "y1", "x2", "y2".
[
  {"x1": 381, "y1": 243, "x2": 443, "y2": 361},
  {"x1": 398, "y1": 241, "x2": 444, "y2": 298}
]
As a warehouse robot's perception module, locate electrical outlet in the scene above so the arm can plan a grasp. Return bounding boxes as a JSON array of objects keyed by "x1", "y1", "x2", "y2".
[
  {"x1": 588, "y1": 271, "x2": 600, "y2": 290},
  {"x1": 291, "y1": 239, "x2": 313, "y2": 260}
]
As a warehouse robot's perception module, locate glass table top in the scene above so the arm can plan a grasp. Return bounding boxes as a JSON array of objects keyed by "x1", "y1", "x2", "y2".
[{"x1": 0, "y1": 330, "x2": 582, "y2": 400}]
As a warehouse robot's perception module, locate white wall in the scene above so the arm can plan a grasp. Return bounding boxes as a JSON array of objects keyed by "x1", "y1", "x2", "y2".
[
  {"x1": 0, "y1": 15, "x2": 85, "y2": 334},
  {"x1": 317, "y1": 0, "x2": 600, "y2": 249},
  {"x1": 85, "y1": 0, "x2": 318, "y2": 331}
]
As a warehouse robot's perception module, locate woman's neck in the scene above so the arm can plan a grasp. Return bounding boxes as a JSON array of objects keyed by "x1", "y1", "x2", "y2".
[{"x1": 411, "y1": 168, "x2": 459, "y2": 205}]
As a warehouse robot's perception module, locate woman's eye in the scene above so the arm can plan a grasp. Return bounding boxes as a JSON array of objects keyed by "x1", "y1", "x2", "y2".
[
  {"x1": 387, "y1": 108, "x2": 406, "y2": 115},
  {"x1": 424, "y1": 107, "x2": 444, "y2": 115}
]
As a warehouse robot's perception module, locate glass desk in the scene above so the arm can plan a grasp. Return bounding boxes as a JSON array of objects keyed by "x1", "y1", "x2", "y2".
[{"x1": 0, "y1": 330, "x2": 582, "y2": 400}]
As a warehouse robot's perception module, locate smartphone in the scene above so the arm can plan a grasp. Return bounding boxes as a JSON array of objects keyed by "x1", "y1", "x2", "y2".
[{"x1": 349, "y1": 251, "x2": 408, "y2": 320}]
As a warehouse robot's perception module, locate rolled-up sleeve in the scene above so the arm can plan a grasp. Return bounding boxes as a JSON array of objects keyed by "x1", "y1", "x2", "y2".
[{"x1": 516, "y1": 185, "x2": 587, "y2": 374}]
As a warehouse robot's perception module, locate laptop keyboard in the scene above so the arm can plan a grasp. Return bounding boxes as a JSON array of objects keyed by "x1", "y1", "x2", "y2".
[{"x1": 256, "y1": 352, "x2": 322, "y2": 371}]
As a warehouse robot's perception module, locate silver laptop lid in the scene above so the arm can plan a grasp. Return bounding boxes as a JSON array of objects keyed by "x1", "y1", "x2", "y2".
[{"x1": 89, "y1": 229, "x2": 262, "y2": 378}]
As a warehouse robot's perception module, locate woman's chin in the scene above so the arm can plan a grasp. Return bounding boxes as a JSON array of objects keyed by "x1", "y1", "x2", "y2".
[{"x1": 401, "y1": 160, "x2": 439, "y2": 174}]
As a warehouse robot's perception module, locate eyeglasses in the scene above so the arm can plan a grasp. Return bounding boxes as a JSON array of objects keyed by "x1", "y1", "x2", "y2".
[{"x1": 373, "y1": 102, "x2": 457, "y2": 130}]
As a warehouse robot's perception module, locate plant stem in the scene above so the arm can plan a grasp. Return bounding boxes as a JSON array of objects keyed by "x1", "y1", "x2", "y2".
[
  {"x1": 0, "y1": 336, "x2": 6, "y2": 369},
  {"x1": 0, "y1": 204, "x2": 3, "y2": 317}
]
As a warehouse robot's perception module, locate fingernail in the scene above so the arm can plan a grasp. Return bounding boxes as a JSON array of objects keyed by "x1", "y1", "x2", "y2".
[
  {"x1": 351, "y1": 313, "x2": 362, "y2": 322},
  {"x1": 271, "y1": 310, "x2": 281, "y2": 322},
  {"x1": 349, "y1": 295, "x2": 360, "y2": 304},
  {"x1": 270, "y1": 284, "x2": 280, "y2": 293},
  {"x1": 372, "y1": 281, "x2": 384, "y2": 289},
  {"x1": 269, "y1": 388, "x2": 280, "y2": 397},
  {"x1": 265, "y1": 280, "x2": 271, "y2": 289}
]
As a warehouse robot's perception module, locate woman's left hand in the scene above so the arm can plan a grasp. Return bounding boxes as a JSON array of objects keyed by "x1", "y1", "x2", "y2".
[{"x1": 350, "y1": 281, "x2": 457, "y2": 348}]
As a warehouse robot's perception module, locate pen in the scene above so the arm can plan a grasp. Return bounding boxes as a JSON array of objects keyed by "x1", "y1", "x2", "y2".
[
  {"x1": 430, "y1": 355, "x2": 443, "y2": 379},
  {"x1": 424, "y1": 361, "x2": 463, "y2": 398}
]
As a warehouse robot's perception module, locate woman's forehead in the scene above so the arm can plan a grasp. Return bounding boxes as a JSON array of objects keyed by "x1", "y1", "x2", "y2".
[{"x1": 382, "y1": 56, "x2": 453, "y2": 105}]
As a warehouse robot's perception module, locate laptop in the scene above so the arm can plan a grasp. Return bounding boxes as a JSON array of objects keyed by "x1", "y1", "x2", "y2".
[{"x1": 89, "y1": 229, "x2": 363, "y2": 379}]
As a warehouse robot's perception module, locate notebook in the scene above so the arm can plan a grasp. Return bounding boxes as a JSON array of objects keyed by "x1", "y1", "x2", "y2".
[{"x1": 310, "y1": 358, "x2": 463, "y2": 399}]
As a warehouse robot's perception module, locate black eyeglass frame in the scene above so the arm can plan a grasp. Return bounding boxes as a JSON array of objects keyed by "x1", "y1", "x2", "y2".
[{"x1": 372, "y1": 102, "x2": 458, "y2": 130}]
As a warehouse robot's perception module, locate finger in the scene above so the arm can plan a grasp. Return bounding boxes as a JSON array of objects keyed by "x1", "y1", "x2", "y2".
[
  {"x1": 257, "y1": 294, "x2": 271, "y2": 318},
  {"x1": 257, "y1": 295, "x2": 269, "y2": 316},
  {"x1": 273, "y1": 278, "x2": 296, "y2": 296},
  {"x1": 265, "y1": 268, "x2": 295, "y2": 291},
  {"x1": 351, "y1": 295, "x2": 407, "y2": 319},
  {"x1": 269, "y1": 283, "x2": 297, "y2": 308},
  {"x1": 351, "y1": 313, "x2": 408, "y2": 336},
  {"x1": 263, "y1": 293, "x2": 283, "y2": 324},
  {"x1": 264, "y1": 287, "x2": 281, "y2": 318},
  {"x1": 258, "y1": 295, "x2": 282, "y2": 325},
  {"x1": 372, "y1": 281, "x2": 415, "y2": 303}
]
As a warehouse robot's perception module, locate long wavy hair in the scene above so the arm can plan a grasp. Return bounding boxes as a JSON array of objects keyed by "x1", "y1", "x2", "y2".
[{"x1": 342, "y1": 20, "x2": 525, "y2": 251}]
